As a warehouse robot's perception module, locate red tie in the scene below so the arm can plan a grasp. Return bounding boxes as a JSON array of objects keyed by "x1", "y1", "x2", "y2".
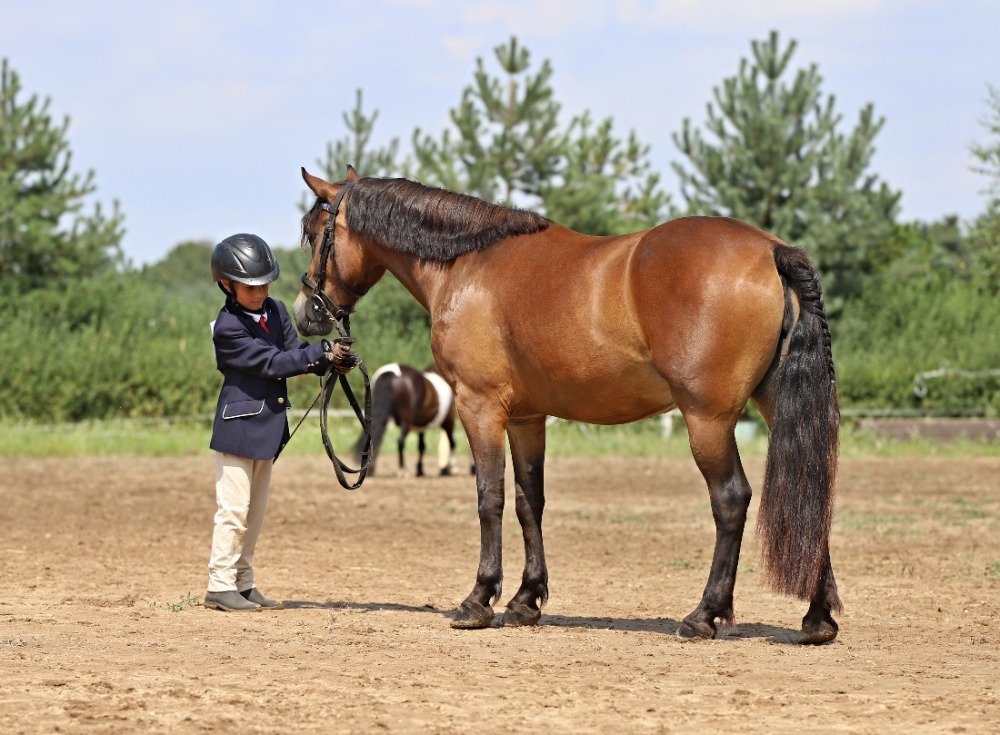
[{"x1": 259, "y1": 315, "x2": 270, "y2": 334}]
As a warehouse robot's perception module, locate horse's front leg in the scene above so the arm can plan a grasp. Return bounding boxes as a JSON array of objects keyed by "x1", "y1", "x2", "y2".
[
  {"x1": 416, "y1": 431, "x2": 426, "y2": 477},
  {"x1": 501, "y1": 417, "x2": 548, "y2": 627},
  {"x1": 438, "y1": 423, "x2": 456, "y2": 476},
  {"x1": 451, "y1": 399, "x2": 508, "y2": 630}
]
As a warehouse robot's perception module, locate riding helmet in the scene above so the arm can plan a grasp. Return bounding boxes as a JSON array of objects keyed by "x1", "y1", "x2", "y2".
[{"x1": 211, "y1": 233, "x2": 280, "y2": 285}]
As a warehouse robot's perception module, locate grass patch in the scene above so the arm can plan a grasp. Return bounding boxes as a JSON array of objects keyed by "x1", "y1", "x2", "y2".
[
  {"x1": 987, "y1": 561, "x2": 1000, "y2": 578},
  {"x1": 661, "y1": 559, "x2": 699, "y2": 571},
  {"x1": 839, "y1": 425, "x2": 1000, "y2": 458},
  {"x1": 605, "y1": 512, "x2": 649, "y2": 528},
  {"x1": 0, "y1": 417, "x2": 362, "y2": 459},
  {"x1": 836, "y1": 511, "x2": 919, "y2": 535},
  {"x1": 1, "y1": 416, "x2": 998, "y2": 459},
  {"x1": 945, "y1": 497, "x2": 990, "y2": 523},
  {"x1": 163, "y1": 592, "x2": 202, "y2": 612}
]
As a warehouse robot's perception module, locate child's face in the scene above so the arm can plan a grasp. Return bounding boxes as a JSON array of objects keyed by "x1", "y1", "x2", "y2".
[{"x1": 230, "y1": 281, "x2": 269, "y2": 311}]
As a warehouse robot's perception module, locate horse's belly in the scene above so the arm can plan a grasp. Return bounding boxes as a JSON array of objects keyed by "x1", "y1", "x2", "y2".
[{"x1": 516, "y1": 362, "x2": 673, "y2": 425}]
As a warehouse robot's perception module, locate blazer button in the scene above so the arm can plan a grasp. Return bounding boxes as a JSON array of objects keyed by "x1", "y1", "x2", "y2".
[{"x1": 278, "y1": 397, "x2": 285, "y2": 404}]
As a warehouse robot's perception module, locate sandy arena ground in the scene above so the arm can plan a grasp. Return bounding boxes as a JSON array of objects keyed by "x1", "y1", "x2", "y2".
[{"x1": 1, "y1": 453, "x2": 997, "y2": 733}]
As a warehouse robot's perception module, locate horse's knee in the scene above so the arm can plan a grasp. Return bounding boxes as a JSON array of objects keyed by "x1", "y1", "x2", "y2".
[{"x1": 478, "y1": 494, "x2": 504, "y2": 519}]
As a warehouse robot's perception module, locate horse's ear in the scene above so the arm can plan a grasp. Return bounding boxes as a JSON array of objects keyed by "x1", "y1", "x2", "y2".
[
  {"x1": 301, "y1": 167, "x2": 337, "y2": 200},
  {"x1": 345, "y1": 164, "x2": 359, "y2": 182}
]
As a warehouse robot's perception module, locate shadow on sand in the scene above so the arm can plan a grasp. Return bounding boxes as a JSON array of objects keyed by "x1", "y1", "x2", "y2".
[
  {"x1": 541, "y1": 614, "x2": 803, "y2": 644},
  {"x1": 280, "y1": 600, "x2": 803, "y2": 644}
]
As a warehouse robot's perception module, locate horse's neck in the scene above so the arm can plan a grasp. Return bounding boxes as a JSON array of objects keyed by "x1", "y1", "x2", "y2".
[{"x1": 375, "y1": 245, "x2": 448, "y2": 312}]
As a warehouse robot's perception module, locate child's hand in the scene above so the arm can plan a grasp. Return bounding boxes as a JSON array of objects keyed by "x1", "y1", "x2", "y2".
[{"x1": 324, "y1": 343, "x2": 359, "y2": 374}]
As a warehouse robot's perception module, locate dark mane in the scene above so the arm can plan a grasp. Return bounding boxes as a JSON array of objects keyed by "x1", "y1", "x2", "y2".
[{"x1": 329, "y1": 178, "x2": 549, "y2": 261}]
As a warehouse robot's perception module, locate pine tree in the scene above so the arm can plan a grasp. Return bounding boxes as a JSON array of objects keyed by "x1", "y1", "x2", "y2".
[
  {"x1": 409, "y1": 36, "x2": 668, "y2": 235},
  {"x1": 411, "y1": 36, "x2": 564, "y2": 204},
  {"x1": 0, "y1": 58, "x2": 124, "y2": 293},
  {"x1": 541, "y1": 112, "x2": 670, "y2": 235},
  {"x1": 671, "y1": 31, "x2": 899, "y2": 311},
  {"x1": 967, "y1": 84, "x2": 1000, "y2": 291},
  {"x1": 312, "y1": 88, "x2": 400, "y2": 184}
]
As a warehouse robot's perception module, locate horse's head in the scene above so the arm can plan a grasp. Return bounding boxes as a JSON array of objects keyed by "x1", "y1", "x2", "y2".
[{"x1": 294, "y1": 166, "x2": 384, "y2": 336}]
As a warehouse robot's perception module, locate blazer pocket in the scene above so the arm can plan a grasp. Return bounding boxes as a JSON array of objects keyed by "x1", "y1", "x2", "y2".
[{"x1": 222, "y1": 399, "x2": 265, "y2": 420}]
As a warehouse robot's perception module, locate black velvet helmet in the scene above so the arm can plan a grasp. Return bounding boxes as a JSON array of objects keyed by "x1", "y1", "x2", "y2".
[{"x1": 211, "y1": 233, "x2": 280, "y2": 286}]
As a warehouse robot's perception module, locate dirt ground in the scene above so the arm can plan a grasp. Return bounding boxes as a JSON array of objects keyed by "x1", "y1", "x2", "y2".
[{"x1": 1, "y1": 452, "x2": 997, "y2": 734}]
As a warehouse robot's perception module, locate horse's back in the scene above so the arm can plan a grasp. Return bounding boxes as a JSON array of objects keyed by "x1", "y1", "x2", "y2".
[{"x1": 434, "y1": 216, "x2": 786, "y2": 423}]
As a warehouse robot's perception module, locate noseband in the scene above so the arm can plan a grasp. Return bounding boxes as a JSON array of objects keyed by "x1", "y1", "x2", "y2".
[{"x1": 300, "y1": 181, "x2": 366, "y2": 336}]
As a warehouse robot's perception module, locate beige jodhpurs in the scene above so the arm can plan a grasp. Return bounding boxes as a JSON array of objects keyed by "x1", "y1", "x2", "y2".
[{"x1": 207, "y1": 452, "x2": 272, "y2": 593}]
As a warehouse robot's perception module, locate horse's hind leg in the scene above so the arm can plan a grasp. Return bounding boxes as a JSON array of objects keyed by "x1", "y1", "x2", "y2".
[
  {"x1": 800, "y1": 553, "x2": 839, "y2": 643},
  {"x1": 501, "y1": 417, "x2": 548, "y2": 627},
  {"x1": 751, "y1": 390, "x2": 841, "y2": 644},
  {"x1": 680, "y1": 412, "x2": 752, "y2": 639},
  {"x1": 397, "y1": 425, "x2": 409, "y2": 476}
]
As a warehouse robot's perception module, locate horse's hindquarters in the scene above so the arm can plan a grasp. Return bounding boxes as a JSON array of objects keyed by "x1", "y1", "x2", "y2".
[{"x1": 630, "y1": 219, "x2": 786, "y2": 416}]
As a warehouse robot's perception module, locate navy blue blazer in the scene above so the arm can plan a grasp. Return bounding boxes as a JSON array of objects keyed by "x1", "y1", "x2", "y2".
[{"x1": 209, "y1": 297, "x2": 328, "y2": 460}]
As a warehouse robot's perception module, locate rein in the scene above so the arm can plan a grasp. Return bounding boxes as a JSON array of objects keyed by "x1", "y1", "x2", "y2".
[{"x1": 283, "y1": 181, "x2": 374, "y2": 489}]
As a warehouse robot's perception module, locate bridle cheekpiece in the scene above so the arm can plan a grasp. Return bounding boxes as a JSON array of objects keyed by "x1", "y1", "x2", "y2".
[{"x1": 300, "y1": 181, "x2": 365, "y2": 336}]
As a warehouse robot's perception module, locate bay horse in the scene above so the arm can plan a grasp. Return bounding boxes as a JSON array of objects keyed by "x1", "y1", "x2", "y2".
[
  {"x1": 294, "y1": 166, "x2": 841, "y2": 644},
  {"x1": 361, "y1": 362, "x2": 470, "y2": 477}
]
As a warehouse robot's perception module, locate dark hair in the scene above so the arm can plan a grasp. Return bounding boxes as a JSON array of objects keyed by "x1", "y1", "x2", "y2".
[{"x1": 303, "y1": 177, "x2": 549, "y2": 261}]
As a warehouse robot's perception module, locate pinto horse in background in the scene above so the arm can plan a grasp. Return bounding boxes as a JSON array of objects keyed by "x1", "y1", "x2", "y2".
[
  {"x1": 295, "y1": 166, "x2": 842, "y2": 644},
  {"x1": 360, "y1": 363, "x2": 472, "y2": 477}
]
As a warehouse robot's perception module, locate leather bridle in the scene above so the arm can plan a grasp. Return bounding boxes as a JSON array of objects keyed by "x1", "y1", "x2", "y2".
[
  {"x1": 284, "y1": 181, "x2": 374, "y2": 489},
  {"x1": 300, "y1": 181, "x2": 365, "y2": 338}
]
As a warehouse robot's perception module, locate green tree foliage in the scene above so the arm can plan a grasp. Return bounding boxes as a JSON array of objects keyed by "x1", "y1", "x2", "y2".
[
  {"x1": 540, "y1": 112, "x2": 670, "y2": 235},
  {"x1": 309, "y1": 88, "x2": 401, "y2": 192},
  {"x1": 970, "y1": 84, "x2": 1000, "y2": 198},
  {"x1": 0, "y1": 58, "x2": 124, "y2": 293},
  {"x1": 411, "y1": 36, "x2": 668, "y2": 234},
  {"x1": 967, "y1": 84, "x2": 1000, "y2": 291},
  {"x1": 141, "y1": 239, "x2": 216, "y2": 300},
  {"x1": 672, "y1": 31, "x2": 900, "y2": 312},
  {"x1": 412, "y1": 36, "x2": 563, "y2": 203},
  {"x1": 833, "y1": 87, "x2": 1000, "y2": 415},
  {"x1": 869, "y1": 217, "x2": 977, "y2": 285},
  {"x1": 835, "y1": 267, "x2": 1000, "y2": 415}
]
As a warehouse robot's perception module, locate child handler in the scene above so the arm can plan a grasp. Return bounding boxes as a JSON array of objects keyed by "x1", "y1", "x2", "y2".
[{"x1": 205, "y1": 233, "x2": 356, "y2": 612}]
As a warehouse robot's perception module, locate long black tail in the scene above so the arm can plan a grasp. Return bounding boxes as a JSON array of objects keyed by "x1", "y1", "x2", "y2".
[
  {"x1": 354, "y1": 372, "x2": 395, "y2": 467},
  {"x1": 757, "y1": 244, "x2": 841, "y2": 611}
]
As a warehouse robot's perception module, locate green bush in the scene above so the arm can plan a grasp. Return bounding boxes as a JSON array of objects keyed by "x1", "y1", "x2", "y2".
[
  {"x1": 835, "y1": 270, "x2": 1000, "y2": 414},
  {"x1": 0, "y1": 245, "x2": 432, "y2": 421}
]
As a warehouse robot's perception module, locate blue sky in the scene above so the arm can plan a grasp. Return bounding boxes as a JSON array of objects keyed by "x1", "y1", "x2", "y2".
[{"x1": 2, "y1": 1, "x2": 997, "y2": 265}]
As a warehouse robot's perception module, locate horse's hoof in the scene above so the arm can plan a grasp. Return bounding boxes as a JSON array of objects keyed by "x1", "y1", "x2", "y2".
[
  {"x1": 678, "y1": 615, "x2": 717, "y2": 640},
  {"x1": 439, "y1": 467, "x2": 452, "y2": 477},
  {"x1": 500, "y1": 601, "x2": 541, "y2": 627},
  {"x1": 450, "y1": 601, "x2": 494, "y2": 629},
  {"x1": 800, "y1": 614, "x2": 839, "y2": 645}
]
